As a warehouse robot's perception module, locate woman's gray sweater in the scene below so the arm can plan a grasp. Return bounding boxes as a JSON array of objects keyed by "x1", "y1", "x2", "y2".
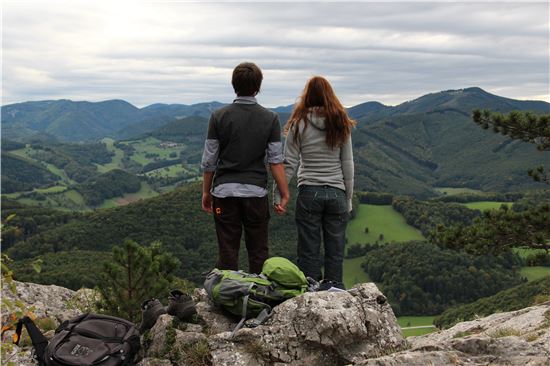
[{"x1": 274, "y1": 113, "x2": 354, "y2": 211}]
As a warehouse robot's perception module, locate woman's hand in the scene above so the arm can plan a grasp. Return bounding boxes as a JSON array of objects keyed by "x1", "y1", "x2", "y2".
[{"x1": 274, "y1": 192, "x2": 289, "y2": 215}]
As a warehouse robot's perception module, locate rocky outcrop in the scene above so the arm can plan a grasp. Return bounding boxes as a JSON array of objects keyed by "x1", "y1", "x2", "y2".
[
  {"x1": 2, "y1": 281, "x2": 98, "y2": 323},
  {"x1": 1, "y1": 281, "x2": 99, "y2": 366},
  {"x1": 359, "y1": 303, "x2": 550, "y2": 366},
  {"x1": 207, "y1": 283, "x2": 405, "y2": 366},
  {"x1": 3, "y1": 280, "x2": 550, "y2": 366}
]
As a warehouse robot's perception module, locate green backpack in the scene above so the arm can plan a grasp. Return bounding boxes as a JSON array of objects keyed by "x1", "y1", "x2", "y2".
[
  {"x1": 203, "y1": 257, "x2": 308, "y2": 335},
  {"x1": 262, "y1": 256, "x2": 308, "y2": 297}
]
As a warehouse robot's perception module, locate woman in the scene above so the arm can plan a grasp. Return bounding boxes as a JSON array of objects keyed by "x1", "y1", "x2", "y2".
[{"x1": 275, "y1": 76, "x2": 355, "y2": 289}]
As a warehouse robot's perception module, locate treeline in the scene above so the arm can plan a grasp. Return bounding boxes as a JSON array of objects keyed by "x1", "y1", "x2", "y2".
[
  {"x1": 431, "y1": 204, "x2": 550, "y2": 255},
  {"x1": 392, "y1": 196, "x2": 480, "y2": 236},
  {"x1": 434, "y1": 277, "x2": 550, "y2": 329},
  {"x1": 1, "y1": 200, "x2": 80, "y2": 250},
  {"x1": 1, "y1": 140, "x2": 116, "y2": 194},
  {"x1": 146, "y1": 116, "x2": 208, "y2": 143},
  {"x1": 29, "y1": 142, "x2": 114, "y2": 182},
  {"x1": 433, "y1": 192, "x2": 523, "y2": 203},
  {"x1": 75, "y1": 169, "x2": 142, "y2": 206},
  {"x1": 362, "y1": 241, "x2": 524, "y2": 316},
  {"x1": 512, "y1": 189, "x2": 550, "y2": 212},
  {"x1": 356, "y1": 192, "x2": 394, "y2": 205},
  {"x1": 14, "y1": 250, "x2": 111, "y2": 290},
  {"x1": 1, "y1": 154, "x2": 59, "y2": 193},
  {"x1": 1, "y1": 139, "x2": 25, "y2": 151},
  {"x1": 141, "y1": 159, "x2": 181, "y2": 173}
]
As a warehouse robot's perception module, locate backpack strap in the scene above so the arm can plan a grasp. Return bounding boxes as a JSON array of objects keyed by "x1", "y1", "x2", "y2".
[
  {"x1": 230, "y1": 284, "x2": 274, "y2": 338},
  {"x1": 245, "y1": 308, "x2": 273, "y2": 328},
  {"x1": 14, "y1": 316, "x2": 48, "y2": 366},
  {"x1": 230, "y1": 286, "x2": 252, "y2": 338}
]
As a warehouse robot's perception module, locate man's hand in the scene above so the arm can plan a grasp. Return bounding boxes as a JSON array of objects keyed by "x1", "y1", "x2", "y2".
[
  {"x1": 270, "y1": 163, "x2": 290, "y2": 215},
  {"x1": 274, "y1": 191, "x2": 289, "y2": 215},
  {"x1": 202, "y1": 171, "x2": 214, "y2": 214},
  {"x1": 202, "y1": 192, "x2": 213, "y2": 213}
]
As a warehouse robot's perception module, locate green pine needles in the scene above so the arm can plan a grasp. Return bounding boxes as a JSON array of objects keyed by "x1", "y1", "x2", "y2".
[
  {"x1": 473, "y1": 109, "x2": 550, "y2": 183},
  {"x1": 97, "y1": 239, "x2": 180, "y2": 322}
]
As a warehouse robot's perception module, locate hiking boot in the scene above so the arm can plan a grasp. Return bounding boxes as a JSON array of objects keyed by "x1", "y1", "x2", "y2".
[
  {"x1": 166, "y1": 290, "x2": 196, "y2": 321},
  {"x1": 139, "y1": 298, "x2": 166, "y2": 332},
  {"x1": 317, "y1": 280, "x2": 346, "y2": 291},
  {"x1": 306, "y1": 276, "x2": 320, "y2": 292}
]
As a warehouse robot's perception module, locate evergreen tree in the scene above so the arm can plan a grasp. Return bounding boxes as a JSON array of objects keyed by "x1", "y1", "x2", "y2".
[
  {"x1": 432, "y1": 110, "x2": 550, "y2": 255},
  {"x1": 431, "y1": 204, "x2": 549, "y2": 254},
  {"x1": 97, "y1": 239, "x2": 180, "y2": 322},
  {"x1": 472, "y1": 109, "x2": 550, "y2": 183}
]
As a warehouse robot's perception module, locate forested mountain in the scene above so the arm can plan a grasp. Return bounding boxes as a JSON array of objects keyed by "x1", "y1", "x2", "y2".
[
  {"x1": 143, "y1": 116, "x2": 209, "y2": 143},
  {"x1": 141, "y1": 101, "x2": 225, "y2": 119},
  {"x1": 1, "y1": 99, "x2": 142, "y2": 141},
  {"x1": 2, "y1": 87, "x2": 549, "y2": 198},
  {"x1": 351, "y1": 87, "x2": 549, "y2": 196}
]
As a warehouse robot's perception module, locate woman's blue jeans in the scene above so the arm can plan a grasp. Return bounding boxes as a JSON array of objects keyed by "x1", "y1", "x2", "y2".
[{"x1": 295, "y1": 185, "x2": 349, "y2": 283}]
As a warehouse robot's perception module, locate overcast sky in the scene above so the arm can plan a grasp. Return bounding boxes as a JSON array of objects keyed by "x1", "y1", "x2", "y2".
[{"x1": 2, "y1": 1, "x2": 549, "y2": 108}]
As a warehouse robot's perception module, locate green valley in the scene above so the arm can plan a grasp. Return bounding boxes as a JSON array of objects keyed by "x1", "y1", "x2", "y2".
[{"x1": 2, "y1": 88, "x2": 549, "y2": 341}]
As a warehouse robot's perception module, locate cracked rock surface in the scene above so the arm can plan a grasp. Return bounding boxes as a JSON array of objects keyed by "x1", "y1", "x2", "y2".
[
  {"x1": 4, "y1": 280, "x2": 550, "y2": 366},
  {"x1": 207, "y1": 283, "x2": 406, "y2": 366}
]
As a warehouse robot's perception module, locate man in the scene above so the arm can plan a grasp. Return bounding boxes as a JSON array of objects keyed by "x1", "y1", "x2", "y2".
[{"x1": 201, "y1": 62, "x2": 290, "y2": 274}]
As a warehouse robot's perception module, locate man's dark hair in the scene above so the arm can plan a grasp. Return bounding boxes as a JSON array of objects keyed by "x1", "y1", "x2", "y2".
[{"x1": 232, "y1": 62, "x2": 263, "y2": 96}]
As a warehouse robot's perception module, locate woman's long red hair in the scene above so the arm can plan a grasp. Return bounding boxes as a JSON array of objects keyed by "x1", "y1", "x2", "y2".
[{"x1": 285, "y1": 76, "x2": 356, "y2": 148}]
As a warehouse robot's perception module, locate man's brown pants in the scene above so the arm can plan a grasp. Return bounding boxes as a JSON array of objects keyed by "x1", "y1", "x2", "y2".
[{"x1": 212, "y1": 196, "x2": 270, "y2": 274}]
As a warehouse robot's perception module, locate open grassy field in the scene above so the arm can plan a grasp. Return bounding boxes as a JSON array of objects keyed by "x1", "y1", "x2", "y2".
[
  {"x1": 401, "y1": 326, "x2": 438, "y2": 337},
  {"x1": 34, "y1": 185, "x2": 68, "y2": 194},
  {"x1": 397, "y1": 315, "x2": 436, "y2": 327},
  {"x1": 397, "y1": 315, "x2": 437, "y2": 337},
  {"x1": 9, "y1": 147, "x2": 34, "y2": 160},
  {"x1": 519, "y1": 266, "x2": 550, "y2": 282},
  {"x1": 97, "y1": 138, "x2": 125, "y2": 172},
  {"x1": 347, "y1": 204, "x2": 424, "y2": 245},
  {"x1": 514, "y1": 247, "x2": 547, "y2": 260},
  {"x1": 145, "y1": 164, "x2": 189, "y2": 178},
  {"x1": 343, "y1": 204, "x2": 424, "y2": 288},
  {"x1": 462, "y1": 201, "x2": 510, "y2": 211},
  {"x1": 17, "y1": 189, "x2": 87, "y2": 211},
  {"x1": 343, "y1": 257, "x2": 371, "y2": 289},
  {"x1": 98, "y1": 182, "x2": 159, "y2": 209},
  {"x1": 434, "y1": 187, "x2": 484, "y2": 195},
  {"x1": 9, "y1": 146, "x2": 76, "y2": 185},
  {"x1": 123, "y1": 137, "x2": 184, "y2": 165}
]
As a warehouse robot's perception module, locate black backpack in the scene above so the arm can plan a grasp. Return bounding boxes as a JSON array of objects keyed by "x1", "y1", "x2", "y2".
[{"x1": 15, "y1": 313, "x2": 140, "y2": 366}]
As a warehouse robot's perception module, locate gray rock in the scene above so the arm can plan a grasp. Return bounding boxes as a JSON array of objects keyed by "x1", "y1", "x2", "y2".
[
  {"x1": 195, "y1": 301, "x2": 234, "y2": 336},
  {"x1": 208, "y1": 283, "x2": 406, "y2": 366},
  {"x1": 1, "y1": 281, "x2": 101, "y2": 365},
  {"x1": 2, "y1": 281, "x2": 99, "y2": 323},
  {"x1": 6, "y1": 279, "x2": 549, "y2": 366},
  {"x1": 137, "y1": 358, "x2": 173, "y2": 366},
  {"x1": 143, "y1": 314, "x2": 208, "y2": 363},
  {"x1": 409, "y1": 303, "x2": 550, "y2": 350},
  {"x1": 359, "y1": 303, "x2": 550, "y2": 366},
  {"x1": 1, "y1": 348, "x2": 36, "y2": 366}
]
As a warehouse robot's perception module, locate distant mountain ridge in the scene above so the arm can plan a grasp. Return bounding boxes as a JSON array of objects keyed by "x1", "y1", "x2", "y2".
[
  {"x1": 2, "y1": 87, "x2": 549, "y2": 196},
  {"x1": 348, "y1": 87, "x2": 549, "y2": 196},
  {"x1": 2, "y1": 87, "x2": 548, "y2": 142}
]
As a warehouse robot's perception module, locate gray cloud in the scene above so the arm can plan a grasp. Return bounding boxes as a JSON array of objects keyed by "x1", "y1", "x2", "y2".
[{"x1": 2, "y1": 1, "x2": 548, "y2": 108}]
